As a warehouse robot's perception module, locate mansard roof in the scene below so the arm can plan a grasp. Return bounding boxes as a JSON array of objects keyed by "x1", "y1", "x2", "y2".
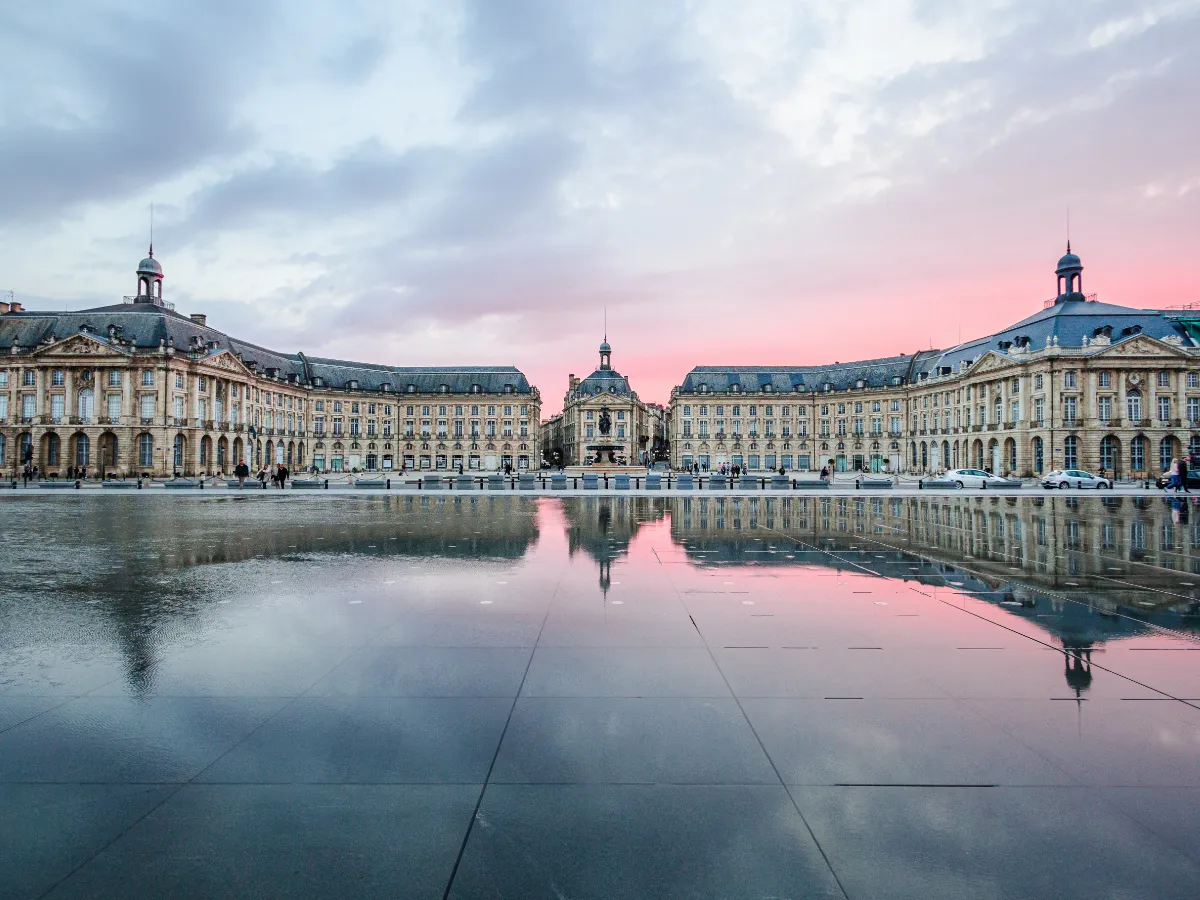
[
  {"x1": 0, "y1": 302, "x2": 536, "y2": 395},
  {"x1": 679, "y1": 352, "x2": 939, "y2": 393},
  {"x1": 576, "y1": 367, "x2": 632, "y2": 396}
]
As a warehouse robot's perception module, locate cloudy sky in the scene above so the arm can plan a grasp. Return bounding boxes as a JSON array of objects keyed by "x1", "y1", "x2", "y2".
[{"x1": 2, "y1": 0, "x2": 1198, "y2": 412}]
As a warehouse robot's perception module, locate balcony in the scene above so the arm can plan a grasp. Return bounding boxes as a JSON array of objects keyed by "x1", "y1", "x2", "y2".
[{"x1": 140, "y1": 418, "x2": 154, "y2": 426}]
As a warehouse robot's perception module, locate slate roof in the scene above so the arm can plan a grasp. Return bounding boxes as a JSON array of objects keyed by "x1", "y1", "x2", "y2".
[
  {"x1": 679, "y1": 297, "x2": 1196, "y2": 393},
  {"x1": 576, "y1": 367, "x2": 632, "y2": 396},
  {"x1": 0, "y1": 300, "x2": 535, "y2": 395}
]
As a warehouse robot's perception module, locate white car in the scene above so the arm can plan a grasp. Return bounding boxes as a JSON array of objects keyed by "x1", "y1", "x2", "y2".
[
  {"x1": 1042, "y1": 469, "x2": 1111, "y2": 489},
  {"x1": 943, "y1": 468, "x2": 1017, "y2": 488}
]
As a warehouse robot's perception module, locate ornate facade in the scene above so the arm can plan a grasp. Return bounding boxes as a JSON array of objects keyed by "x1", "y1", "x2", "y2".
[
  {"x1": 670, "y1": 247, "x2": 1200, "y2": 478},
  {"x1": 0, "y1": 250, "x2": 540, "y2": 477},
  {"x1": 541, "y1": 338, "x2": 667, "y2": 466}
]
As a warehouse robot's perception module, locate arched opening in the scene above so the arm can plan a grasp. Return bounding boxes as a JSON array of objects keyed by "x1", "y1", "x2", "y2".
[
  {"x1": 73, "y1": 432, "x2": 90, "y2": 468},
  {"x1": 987, "y1": 438, "x2": 999, "y2": 473},
  {"x1": 1100, "y1": 435, "x2": 1119, "y2": 477},
  {"x1": 1130, "y1": 435, "x2": 1148, "y2": 473},
  {"x1": 100, "y1": 432, "x2": 118, "y2": 475},
  {"x1": 287, "y1": 441, "x2": 295, "y2": 465},
  {"x1": 200, "y1": 435, "x2": 212, "y2": 468},
  {"x1": 173, "y1": 434, "x2": 186, "y2": 472},
  {"x1": 19, "y1": 433, "x2": 33, "y2": 468},
  {"x1": 1063, "y1": 435, "x2": 1078, "y2": 470},
  {"x1": 0, "y1": 434, "x2": 6, "y2": 467},
  {"x1": 1159, "y1": 435, "x2": 1178, "y2": 472},
  {"x1": 265, "y1": 440, "x2": 274, "y2": 467},
  {"x1": 43, "y1": 432, "x2": 60, "y2": 469},
  {"x1": 217, "y1": 436, "x2": 228, "y2": 470},
  {"x1": 1032, "y1": 437, "x2": 1044, "y2": 474},
  {"x1": 1004, "y1": 438, "x2": 1016, "y2": 474},
  {"x1": 232, "y1": 437, "x2": 244, "y2": 467},
  {"x1": 77, "y1": 387, "x2": 95, "y2": 423}
]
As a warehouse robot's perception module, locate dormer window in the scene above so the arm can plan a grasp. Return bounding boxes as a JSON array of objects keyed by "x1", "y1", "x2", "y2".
[
  {"x1": 407, "y1": 384, "x2": 417, "y2": 393},
  {"x1": 347, "y1": 379, "x2": 360, "y2": 390},
  {"x1": 762, "y1": 384, "x2": 772, "y2": 393},
  {"x1": 504, "y1": 384, "x2": 514, "y2": 393},
  {"x1": 855, "y1": 379, "x2": 865, "y2": 389},
  {"x1": 440, "y1": 384, "x2": 449, "y2": 393},
  {"x1": 471, "y1": 384, "x2": 482, "y2": 393},
  {"x1": 698, "y1": 384, "x2": 709, "y2": 394}
]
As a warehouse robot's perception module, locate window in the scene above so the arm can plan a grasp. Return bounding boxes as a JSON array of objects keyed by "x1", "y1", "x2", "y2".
[
  {"x1": 1100, "y1": 436, "x2": 1117, "y2": 471},
  {"x1": 51, "y1": 370, "x2": 65, "y2": 386},
  {"x1": 1064, "y1": 436, "x2": 1078, "y2": 469},
  {"x1": 1011, "y1": 378, "x2": 1020, "y2": 393},
  {"x1": 1188, "y1": 397, "x2": 1199, "y2": 423},
  {"x1": 23, "y1": 370, "x2": 35, "y2": 386},
  {"x1": 0, "y1": 372, "x2": 7, "y2": 387},
  {"x1": 140, "y1": 395, "x2": 155, "y2": 420},
  {"x1": 1160, "y1": 437, "x2": 1174, "y2": 471},
  {"x1": 1098, "y1": 371, "x2": 1111, "y2": 388},
  {"x1": 1062, "y1": 396, "x2": 1077, "y2": 425},
  {"x1": 1126, "y1": 391, "x2": 1142, "y2": 422},
  {"x1": 142, "y1": 370, "x2": 155, "y2": 386},
  {"x1": 1034, "y1": 374, "x2": 1043, "y2": 390},
  {"x1": 1130, "y1": 435, "x2": 1146, "y2": 471},
  {"x1": 1158, "y1": 371, "x2": 1170, "y2": 387},
  {"x1": 1063, "y1": 370, "x2": 1077, "y2": 388},
  {"x1": 138, "y1": 434, "x2": 154, "y2": 467},
  {"x1": 1033, "y1": 398, "x2": 1044, "y2": 426},
  {"x1": 51, "y1": 395, "x2": 64, "y2": 421},
  {"x1": 174, "y1": 373, "x2": 184, "y2": 388},
  {"x1": 1158, "y1": 396, "x2": 1171, "y2": 421},
  {"x1": 75, "y1": 434, "x2": 90, "y2": 467},
  {"x1": 1189, "y1": 373, "x2": 1199, "y2": 388},
  {"x1": 1098, "y1": 396, "x2": 1112, "y2": 421}
]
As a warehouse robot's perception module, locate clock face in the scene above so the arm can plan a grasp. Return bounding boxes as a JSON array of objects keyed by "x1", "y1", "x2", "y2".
[{"x1": 1129, "y1": 373, "x2": 1141, "y2": 385}]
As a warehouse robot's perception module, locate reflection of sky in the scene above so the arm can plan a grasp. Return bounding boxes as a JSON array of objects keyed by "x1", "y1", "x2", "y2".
[{"x1": 1, "y1": 495, "x2": 1197, "y2": 703}]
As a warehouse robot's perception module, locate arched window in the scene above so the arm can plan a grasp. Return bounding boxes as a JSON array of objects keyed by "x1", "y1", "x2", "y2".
[
  {"x1": 75, "y1": 434, "x2": 90, "y2": 467},
  {"x1": 1100, "y1": 436, "x2": 1117, "y2": 472},
  {"x1": 1160, "y1": 436, "x2": 1175, "y2": 471},
  {"x1": 1063, "y1": 436, "x2": 1078, "y2": 469},
  {"x1": 1191, "y1": 435, "x2": 1200, "y2": 458},
  {"x1": 1007, "y1": 440, "x2": 1016, "y2": 471},
  {"x1": 138, "y1": 433, "x2": 154, "y2": 468},
  {"x1": 174, "y1": 435, "x2": 185, "y2": 468},
  {"x1": 19, "y1": 433, "x2": 33, "y2": 465},
  {"x1": 77, "y1": 388, "x2": 94, "y2": 422},
  {"x1": 1126, "y1": 390, "x2": 1142, "y2": 423},
  {"x1": 200, "y1": 436, "x2": 210, "y2": 465},
  {"x1": 1032, "y1": 437, "x2": 1044, "y2": 474},
  {"x1": 46, "y1": 433, "x2": 60, "y2": 466},
  {"x1": 1130, "y1": 435, "x2": 1147, "y2": 471},
  {"x1": 0, "y1": 434, "x2": 5, "y2": 464}
]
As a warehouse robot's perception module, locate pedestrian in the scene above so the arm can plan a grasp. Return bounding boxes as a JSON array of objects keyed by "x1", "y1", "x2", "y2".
[
  {"x1": 1165, "y1": 458, "x2": 1180, "y2": 492},
  {"x1": 234, "y1": 459, "x2": 250, "y2": 488},
  {"x1": 257, "y1": 466, "x2": 268, "y2": 488},
  {"x1": 279, "y1": 464, "x2": 289, "y2": 487},
  {"x1": 820, "y1": 464, "x2": 829, "y2": 483},
  {"x1": 1178, "y1": 456, "x2": 1190, "y2": 493}
]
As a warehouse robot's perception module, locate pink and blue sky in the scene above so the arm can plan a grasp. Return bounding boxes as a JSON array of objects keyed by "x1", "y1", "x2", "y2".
[{"x1": 1, "y1": 0, "x2": 1198, "y2": 414}]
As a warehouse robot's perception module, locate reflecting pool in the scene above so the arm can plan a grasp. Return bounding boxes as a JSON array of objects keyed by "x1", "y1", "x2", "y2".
[{"x1": 2, "y1": 495, "x2": 1199, "y2": 899}]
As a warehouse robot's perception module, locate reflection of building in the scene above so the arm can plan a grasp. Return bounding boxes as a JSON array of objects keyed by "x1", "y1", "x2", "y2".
[
  {"x1": 670, "y1": 246, "x2": 1200, "y2": 476},
  {"x1": 563, "y1": 496, "x2": 665, "y2": 595},
  {"x1": 666, "y1": 494, "x2": 1200, "y2": 637},
  {"x1": 0, "y1": 250, "x2": 540, "y2": 477},
  {"x1": 542, "y1": 338, "x2": 667, "y2": 466}
]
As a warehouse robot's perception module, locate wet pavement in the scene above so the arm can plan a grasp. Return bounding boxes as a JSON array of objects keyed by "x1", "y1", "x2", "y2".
[{"x1": 1, "y1": 494, "x2": 1198, "y2": 899}]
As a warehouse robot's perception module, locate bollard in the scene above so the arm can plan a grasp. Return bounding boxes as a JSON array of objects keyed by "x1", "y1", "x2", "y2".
[
  {"x1": 981, "y1": 480, "x2": 986, "y2": 490},
  {"x1": 199, "y1": 479, "x2": 204, "y2": 489},
  {"x1": 324, "y1": 479, "x2": 329, "y2": 489},
  {"x1": 137, "y1": 478, "x2": 143, "y2": 489},
  {"x1": 667, "y1": 474, "x2": 672, "y2": 489},
  {"x1": 855, "y1": 479, "x2": 860, "y2": 489},
  {"x1": 918, "y1": 479, "x2": 923, "y2": 488},
  {"x1": 75, "y1": 479, "x2": 81, "y2": 489},
  {"x1": 603, "y1": 474, "x2": 609, "y2": 489},
  {"x1": 635, "y1": 477, "x2": 641, "y2": 489},
  {"x1": 573, "y1": 477, "x2": 578, "y2": 489},
  {"x1": 386, "y1": 478, "x2": 391, "y2": 490}
]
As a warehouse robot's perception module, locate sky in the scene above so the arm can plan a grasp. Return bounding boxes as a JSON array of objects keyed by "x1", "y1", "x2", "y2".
[{"x1": 2, "y1": 0, "x2": 1199, "y2": 414}]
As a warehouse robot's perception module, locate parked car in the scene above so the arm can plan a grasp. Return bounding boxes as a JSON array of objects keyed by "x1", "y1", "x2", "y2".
[
  {"x1": 1041, "y1": 469, "x2": 1111, "y2": 489},
  {"x1": 943, "y1": 468, "x2": 1019, "y2": 488}
]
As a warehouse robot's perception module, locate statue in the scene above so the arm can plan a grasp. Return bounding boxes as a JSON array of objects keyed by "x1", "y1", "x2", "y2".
[{"x1": 598, "y1": 406, "x2": 612, "y2": 436}]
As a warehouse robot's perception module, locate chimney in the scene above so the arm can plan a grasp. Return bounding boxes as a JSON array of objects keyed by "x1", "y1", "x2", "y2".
[
  {"x1": 190, "y1": 313, "x2": 207, "y2": 326},
  {"x1": 10, "y1": 302, "x2": 23, "y2": 313},
  {"x1": 0, "y1": 302, "x2": 9, "y2": 314}
]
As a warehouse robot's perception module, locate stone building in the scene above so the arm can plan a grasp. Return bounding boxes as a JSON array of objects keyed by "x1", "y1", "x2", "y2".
[
  {"x1": 0, "y1": 249, "x2": 540, "y2": 477},
  {"x1": 542, "y1": 338, "x2": 667, "y2": 467},
  {"x1": 670, "y1": 246, "x2": 1200, "y2": 478}
]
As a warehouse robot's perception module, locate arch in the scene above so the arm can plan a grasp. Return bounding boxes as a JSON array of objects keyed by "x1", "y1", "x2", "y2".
[
  {"x1": 99, "y1": 432, "x2": 118, "y2": 473},
  {"x1": 200, "y1": 435, "x2": 212, "y2": 467},
  {"x1": 1063, "y1": 435, "x2": 1078, "y2": 469},
  {"x1": 173, "y1": 434, "x2": 186, "y2": 470},
  {"x1": 1159, "y1": 435, "x2": 1178, "y2": 471},
  {"x1": 1099, "y1": 435, "x2": 1120, "y2": 476},
  {"x1": 233, "y1": 437, "x2": 244, "y2": 466},
  {"x1": 1032, "y1": 437, "x2": 1044, "y2": 474},
  {"x1": 265, "y1": 439, "x2": 274, "y2": 466},
  {"x1": 1003, "y1": 438, "x2": 1016, "y2": 473},
  {"x1": 287, "y1": 441, "x2": 295, "y2": 465},
  {"x1": 43, "y1": 432, "x2": 61, "y2": 468},
  {"x1": 296, "y1": 442, "x2": 305, "y2": 465},
  {"x1": 217, "y1": 436, "x2": 228, "y2": 470},
  {"x1": 0, "y1": 433, "x2": 5, "y2": 466},
  {"x1": 1129, "y1": 434, "x2": 1148, "y2": 473},
  {"x1": 73, "y1": 432, "x2": 90, "y2": 468},
  {"x1": 920, "y1": 441, "x2": 928, "y2": 470},
  {"x1": 19, "y1": 432, "x2": 33, "y2": 468},
  {"x1": 971, "y1": 439, "x2": 984, "y2": 469},
  {"x1": 77, "y1": 387, "x2": 95, "y2": 422}
]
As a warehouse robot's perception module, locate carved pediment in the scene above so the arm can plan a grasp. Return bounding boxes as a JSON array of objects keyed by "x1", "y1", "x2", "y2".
[
  {"x1": 32, "y1": 333, "x2": 126, "y2": 358},
  {"x1": 196, "y1": 350, "x2": 253, "y2": 376},
  {"x1": 966, "y1": 351, "x2": 1017, "y2": 375},
  {"x1": 1094, "y1": 334, "x2": 1189, "y2": 359}
]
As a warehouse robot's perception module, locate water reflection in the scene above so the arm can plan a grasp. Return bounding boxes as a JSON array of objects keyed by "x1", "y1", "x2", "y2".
[{"x1": 1, "y1": 494, "x2": 1197, "y2": 701}]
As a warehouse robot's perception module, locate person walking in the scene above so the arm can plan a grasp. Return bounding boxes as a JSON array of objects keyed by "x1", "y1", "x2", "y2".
[
  {"x1": 234, "y1": 459, "x2": 250, "y2": 488},
  {"x1": 278, "y1": 464, "x2": 289, "y2": 487},
  {"x1": 257, "y1": 466, "x2": 268, "y2": 488},
  {"x1": 1178, "y1": 456, "x2": 1190, "y2": 493},
  {"x1": 1165, "y1": 458, "x2": 1180, "y2": 492}
]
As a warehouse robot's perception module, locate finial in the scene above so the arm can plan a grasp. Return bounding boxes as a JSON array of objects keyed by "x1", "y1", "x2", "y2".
[{"x1": 149, "y1": 202, "x2": 155, "y2": 257}]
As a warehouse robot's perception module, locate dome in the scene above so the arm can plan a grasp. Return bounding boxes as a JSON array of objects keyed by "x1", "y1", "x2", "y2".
[
  {"x1": 1055, "y1": 247, "x2": 1082, "y2": 273},
  {"x1": 599, "y1": 341, "x2": 611, "y2": 353},
  {"x1": 137, "y1": 254, "x2": 162, "y2": 277}
]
